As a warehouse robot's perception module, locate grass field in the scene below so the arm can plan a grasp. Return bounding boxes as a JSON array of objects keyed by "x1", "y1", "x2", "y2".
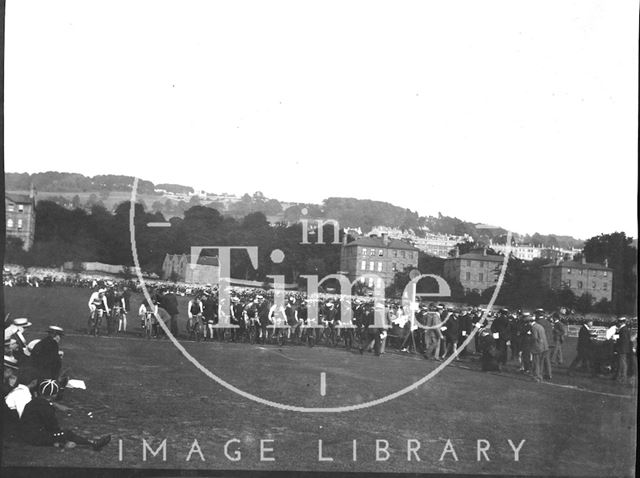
[{"x1": 2, "y1": 287, "x2": 637, "y2": 476}]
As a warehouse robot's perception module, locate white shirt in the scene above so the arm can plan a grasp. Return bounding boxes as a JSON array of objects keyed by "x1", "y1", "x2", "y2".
[{"x1": 5, "y1": 384, "x2": 33, "y2": 418}]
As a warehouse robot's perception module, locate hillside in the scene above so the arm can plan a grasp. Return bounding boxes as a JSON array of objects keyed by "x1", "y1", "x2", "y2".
[{"x1": 5, "y1": 171, "x2": 585, "y2": 247}]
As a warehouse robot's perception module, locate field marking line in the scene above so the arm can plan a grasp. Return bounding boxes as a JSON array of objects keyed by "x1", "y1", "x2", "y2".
[
  {"x1": 257, "y1": 346, "x2": 296, "y2": 361},
  {"x1": 320, "y1": 372, "x2": 326, "y2": 396},
  {"x1": 543, "y1": 381, "x2": 634, "y2": 399}
]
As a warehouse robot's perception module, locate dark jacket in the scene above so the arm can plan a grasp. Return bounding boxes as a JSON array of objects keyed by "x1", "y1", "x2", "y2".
[
  {"x1": 19, "y1": 397, "x2": 63, "y2": 446},
  {"x1": 161, "y1": 293, "x2": 179, "y2": 316},
  {"x1": 577, "y1": 324, "x2": 597, "y2": 353},
  {"x1": 30, "y1": 336, "x2": 61, "y2": 380},
  {"x1": 491, "y1": 315, "x2": 510, "y2": 341},
  {"x1": 614, "y1": 325, "x2": 632, "y2": 354}
]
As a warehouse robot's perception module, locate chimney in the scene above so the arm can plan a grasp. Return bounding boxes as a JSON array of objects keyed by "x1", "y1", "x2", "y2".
[
  {"x1": 482, "y1": 248, "x2": 487, "y2": 256},
  {"x1": 454, "y1": 247, "x2": 459, "y2": 258},
  {"x1": 382, "y1": 233, "x2": 390, "y2": 246}
]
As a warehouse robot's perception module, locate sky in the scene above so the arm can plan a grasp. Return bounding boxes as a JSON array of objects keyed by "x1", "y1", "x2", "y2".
[{"x1": 4, "y1": 0, "x2": 638, "y2": 240}]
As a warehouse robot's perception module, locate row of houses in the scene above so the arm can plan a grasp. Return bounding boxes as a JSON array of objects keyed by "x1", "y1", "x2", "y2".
[
  {"x1": 489, "y1": 240, "x2": 581, "y2": 262},
  {"x1": 338, "y1": 235, "x2": 612, "y2": 302}
]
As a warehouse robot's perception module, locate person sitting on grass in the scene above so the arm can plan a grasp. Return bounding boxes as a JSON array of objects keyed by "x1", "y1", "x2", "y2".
[{"x1": 18, "y1": 379, "x2": 111, "y2": 451}]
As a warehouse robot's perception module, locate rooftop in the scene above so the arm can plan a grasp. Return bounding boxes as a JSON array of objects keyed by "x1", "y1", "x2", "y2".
[
  {"x1": 344, "y1": 236, "x2": 419, "y2": 251},
  {"x1": 542, "y1": 260, "x2": 611, "y2": 271},
  {"x1": 167, "y1": 253, "x2": 219, "y2": 267},
  {"x1": 6, "y1": 193, "x2": 34, "y2": 204},
  {"x1": 449, "y1": 252, "x2": 504, "y2": 262}
]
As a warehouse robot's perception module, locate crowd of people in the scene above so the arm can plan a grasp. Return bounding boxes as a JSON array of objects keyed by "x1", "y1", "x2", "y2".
[
  {"x1": 3, "y1": 318, "x2": 111, "y2": 451},
  {"x1": 82, "y1": 280, "x2": 638, "y2": 386},
  {"x1": 4, "y1": 276, "x2": 636, "y2": 452}
]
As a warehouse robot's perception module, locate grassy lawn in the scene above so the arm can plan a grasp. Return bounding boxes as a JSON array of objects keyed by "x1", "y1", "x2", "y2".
[{"x1": 2, "y1": 287, "x2": 636, "y2": 476}]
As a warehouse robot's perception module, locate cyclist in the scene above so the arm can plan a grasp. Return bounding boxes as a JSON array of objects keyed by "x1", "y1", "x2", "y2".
[
  {"x1": 118, "y1": 286, "x2": 131, "y2": 333},
  {"x1": 187, "y1": 294, "x2": 204, "y2": 340},
  {"x1": 230, "y1": 296, "x2": 245, "y2": 342},
  {"x1": 256, "y1": 295, "x2": 272, "y2": 344},
  {"x1": 268, "y1": 300, "x2": 288, "y2": 345},
  {"x1": 87, "y1": 289, "x2": 109, "y2": 334},
  {"x1": 112, "y1": 288, "x2": 128, "y2": 334},
  {"x1": 202, "y1": 291, "x2": 217, "y2": 341},
  {"x1": 285, "y1": 296, "x2": 300, "y2": 342},
  {"x1": 243, "y1": 298, "x2": 259, "y2": 343}
]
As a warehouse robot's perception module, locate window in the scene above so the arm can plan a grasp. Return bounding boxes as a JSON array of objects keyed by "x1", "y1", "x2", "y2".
[
  {"x1": 401, "y1": 251, "x2": 406, "y2": 258},
  {"x1": 465, "y1": 272, "x2": 471, "y2": 281},
  {"x1": 577, "y1": 281, "x2": 583, "y2": 289},
  {"x1": 370, "y1": 249, "x2": 375, "y2": 256},
  {"x1": 18, "y1": 205, "x2": 24, "y2": 212},
  {"x1": 567, "y1": 268, "x2": 572, "y2": 274},
  {"x1": 369, "y1": 261, "x2": 374, "y2": 271},
  {"x1": 603, "y1": 283, "x2": 607, "y2": 291},
  {"x1": 592, "y1": 282, "x2": 596, "y2": 289},
  {"x1": 393, "y1": 250, "x2": 398, "y2": 258},
  {"x1": 17, "y1": 219, "x2": 23, "y2": 229},
  {"x1": 7, "y1": 219, "x2": 14, "y2": 228},
  {"x1": 392, "y1": 262, "x2": 397, "y2": 272},
  {"x1": 604, "y1": 271, "x2": 608, "y2": 277},
  {"x1": 479, "y1": 273, "x2": 484, "y2": 282},
  {"x1": 579, "y1": 269, "x2": 583, "y2": 276},
  {"x1": 378, "y1": 249, "x2": 384, "y2": 257},
  {"x1": 408, "y1": 252, "x2": 413, "y2": 259},
  {"x1": 362, "y1": 248, "x2": 367, "y2": 256},
  {"x1": 7, "y1": 204, "x2": 14, "y2": 212},
  {"x1": 377, "y1": 262, "x2": 383, "y2": 272},
  {"x1": 466, "y1": 260, "x2": 471, "y2": 267}
]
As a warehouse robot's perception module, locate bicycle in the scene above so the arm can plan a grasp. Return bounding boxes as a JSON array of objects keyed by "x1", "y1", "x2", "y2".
[
  {"x1": 247, "y1": 317, "x2": 259, "y2": 345},
  {"x1": 140, "y1": 312, "x2": 154, "y2": 339},
  {"x1": 88, "y1": 308, "x2": 104, "y2": 337},
  {"x1": 110, "y1": 305, "x2": 122, "y2": 335},
  {"x1": 186, "y1": 314, "x2": 204, "y2": 342}
]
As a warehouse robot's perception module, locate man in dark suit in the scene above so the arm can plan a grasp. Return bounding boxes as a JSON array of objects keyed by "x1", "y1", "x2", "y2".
[
  {"x1": 550, "y1": 314, "x2": 567, "y2": 365},
  {"x1": 491, "y1": 309, "x2": 511, "y2": 366},
  {"x1": 568, "y1": 319, "x2": 597, "y2": 376},
  {"x1": 613, "y1": 317, "x2": 632, "y2": 384},
  {"x1": 30, "y1": 326, "x2": 64, "y2": 382},
  {"x1": 160, "y1": 288, "x2": 180, "y2": 338}
]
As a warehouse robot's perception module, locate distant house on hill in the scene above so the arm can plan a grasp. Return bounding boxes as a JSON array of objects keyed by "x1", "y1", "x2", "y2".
[
  {"x1": 162, "y1": 253, "x2": 220, "y2": 284},
  {"x1": 5, "y1": 188, "x2": 37, "y2": 250}
]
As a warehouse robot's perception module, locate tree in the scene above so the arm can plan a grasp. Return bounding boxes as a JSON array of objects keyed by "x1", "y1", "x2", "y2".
[
  {"x1": 575, "y1": 293, "x2": 594, "y2": 314},
  {"x1": 583, "y1": 232, "x2": 637, "y2": 315}
]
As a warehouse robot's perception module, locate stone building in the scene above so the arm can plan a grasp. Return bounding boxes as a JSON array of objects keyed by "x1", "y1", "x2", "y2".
[
  {"x1": 443, "y1": 249, "x2": 503, "y2": 293},
  {"x1": 162, "y1": 253, "x2": 220, "y2": 284},
  {"x1": 541, "y1": 258, "x2": 613, "y2": 302},
  {"x1": 5, "y1": 189, "x2": 37, "y2": 250},
  {"x1": 340, "y1": 234, "x2": 419, "y2": 287}
]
